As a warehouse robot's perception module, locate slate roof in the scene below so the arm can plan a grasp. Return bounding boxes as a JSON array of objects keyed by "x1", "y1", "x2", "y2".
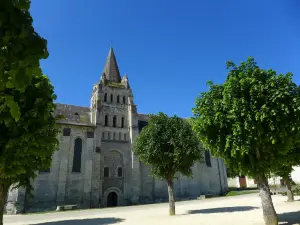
[
  {"x1": 137, "y1": 113, "x2": 149, "y2": 121},
  {"x1": 103, "y1": 47, "x2": 121, "y2": 83},
  {"x1": 54, "y1": 103, "x2": 94, "y2": 127},
  {"x1": 54, "y1": 103, "x2": 149, "y2": 127}
]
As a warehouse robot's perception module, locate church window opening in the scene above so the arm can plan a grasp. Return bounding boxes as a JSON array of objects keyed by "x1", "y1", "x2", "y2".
[
  {"x1": 108, "y1": 132, "x2": 111, "y2": 140},
  {"x1": 124, "y1": 133, "x2": 126, "y2": 141},
  {"x1": 102, "y1": 132, "x2": 105, "y2": 139},
  {"x1": 72, "y1": 138, "x2": 82, "y2": 172},
  {"x1": 104, "y1": 167, "x2": 109, "y2": 177},
  {"x1": 113, "y1": 133, "x2": 116, "y2": 140},
  {"x1": 119, "y1": 132, "x2": 121, "y2": 140},
  {"x1": 121, "y1": 117, "x2": 124, "y2": 128},
  {"x1": 111, "y1": 94, "x2": 113, "y2": 102},
  {"x1": 117, "y1": 95, "x2": 120, "y2": 103},
  {"x1": 118, "y1": 167, "x2": 123, "y2": 177},
  {"x1": 104, "y1": 93, "x2": 107, "y2": 102},
  {"x1": 123, "y1": 96, "x2": 126, "y2": 104},
  {"x1": 113, "y1": 116, "x2": 117, "y2": 127},
  {"x1": 105, "y1": 115, "x2": 108, "y2": 126},
  {"x1": 63, "y1": 128, "x2": 71, "y2": 136},
  {"x1": 205, "y1": 151, "x2": 212, "y2": 167}
]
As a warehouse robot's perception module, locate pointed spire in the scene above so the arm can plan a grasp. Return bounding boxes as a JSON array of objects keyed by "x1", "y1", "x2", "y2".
[
  {"x1": 122, "y1": 74, "x2": 130, "y2": 89},
  {"x1": 103, "y1": 47, "x2": 121, "y2": 83}
]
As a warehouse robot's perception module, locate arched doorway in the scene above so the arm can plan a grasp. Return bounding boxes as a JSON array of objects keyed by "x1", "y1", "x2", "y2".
[{"x1": 107, "y1": 192, "x2": 118, "y2": 207}]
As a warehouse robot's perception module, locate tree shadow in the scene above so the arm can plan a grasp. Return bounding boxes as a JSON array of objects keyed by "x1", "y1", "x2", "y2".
[
  {"x1": 32, "y1": 217, "x2": 125, "y2": 225},
  {"x1": 278, "y1": 211, "x2": 300, "y2": 225},
  {"x1": 187, "y1": 206, "x2": 259, "y2": 214}
]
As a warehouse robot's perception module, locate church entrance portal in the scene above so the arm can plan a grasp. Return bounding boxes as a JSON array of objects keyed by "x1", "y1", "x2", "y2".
[{"x1": 107, "y1": 192, "x2": 118, "y2": 207}]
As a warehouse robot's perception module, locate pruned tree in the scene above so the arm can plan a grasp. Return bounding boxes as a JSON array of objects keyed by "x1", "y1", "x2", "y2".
[
  {"x1": 0, "y1": 0, "x2": 48, "y2": 121},
  {"x1": 272, "y1": 142, "x2": 300, "y2": 202},
  {"x1": 133, "y1": 113, "x2": 203, "y2": 216},
  {"x1": 192, "y1": 57, "x2": 300, "y2": 225},
  {"x1": 0, "y1": 74, "x2": 59, "y2": 225}
]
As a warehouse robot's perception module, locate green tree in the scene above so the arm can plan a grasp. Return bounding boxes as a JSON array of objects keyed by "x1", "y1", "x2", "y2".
[
  {"x1": 0, "y1": 74, "x2": 59, "y2": 225},
  {"x1": 192, "y1": 57, "x2": 300, "y2": 225},
  {"x1": 272, "y1": 143, "x2": 300, "y2": 202},
  {"x1": 226, "y1": 164, "x2": 239, "y2": 179},
  {"x1": 274, "y1": 166, "x2": 294, "y2": 201},
  {"x1": 0, "y1": 0, "x2": 48, "y2": 121},
  {"x1": 133, "y1": 113, "x2": 203, "y2": 216}
]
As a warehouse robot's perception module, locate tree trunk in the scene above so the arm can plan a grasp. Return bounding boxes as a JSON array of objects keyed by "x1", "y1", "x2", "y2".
[
  {"x1": 257, "y1": 174, "x2": 278, "y2": 225},
  {"x1": 283, "y1": 176, "x2": 294, "y2": 202},
  {"x1": 0, "y1": 183, "x2": 9, "y2": 225},
  {"x1": 167, "y1": 179, "x2": 175, "y2": 216}
]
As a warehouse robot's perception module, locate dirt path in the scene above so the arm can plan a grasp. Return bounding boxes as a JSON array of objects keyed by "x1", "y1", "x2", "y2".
[{"x1": 4, "y1": 194, "x2": 300, "y2": 225}]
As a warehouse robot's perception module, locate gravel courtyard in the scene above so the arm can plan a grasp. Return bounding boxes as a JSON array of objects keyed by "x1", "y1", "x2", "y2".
[{"x1": 4, "y1": 194, "x2": 300, "y2": 225}]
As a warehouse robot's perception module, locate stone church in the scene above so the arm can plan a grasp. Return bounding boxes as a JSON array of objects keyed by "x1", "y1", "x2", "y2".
[{"x1": 5, "y1": 48, "x2": 228, "y2": 213}]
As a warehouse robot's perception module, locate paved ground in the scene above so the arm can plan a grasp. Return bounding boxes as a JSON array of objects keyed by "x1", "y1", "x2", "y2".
[{"x1": 4, "y1": 194, "x2": 300, "y2": 225}]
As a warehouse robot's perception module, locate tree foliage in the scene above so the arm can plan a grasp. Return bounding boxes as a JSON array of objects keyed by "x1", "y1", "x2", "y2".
[
  {"x1": 0, "y1": 74, "x2": 59, "y2": 189},
  {"x1": 134, "y1": 113, "x2": 203, "y2": 180},
  {"x1": 134, "y1": 113, "x2": 203, "y2": 215},
  {"x1": 192, "y1": 57, "x2": 300, "y2": 225},
  {"x1": 0, "y1": 0, "x2": 48, "y2": 121},
  {"x1": 272, "y1": 139, "x2": 300, "y2": 202},
  {"x1": 193, "y1": 57, "x2": 300, "y2": 178}
]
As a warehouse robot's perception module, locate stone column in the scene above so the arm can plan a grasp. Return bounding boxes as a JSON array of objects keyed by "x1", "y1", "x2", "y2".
[
  {"x1": 128, "y1": 97, "x2": 141, "y2": 204},
  {"x1": 83, "y1": 132, "x2": 94, "y2": 207},
  {"x1": 90, "y1": 126, "x2": 102, "y2": 208},
  {"x1": 56, "y1": 134, "x2": 71, "y2": 204}
]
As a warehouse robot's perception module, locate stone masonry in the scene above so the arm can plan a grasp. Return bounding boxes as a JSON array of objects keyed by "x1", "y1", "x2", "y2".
[{"x1": 5, "y1": 48, "x2": 228, "y2": 214}]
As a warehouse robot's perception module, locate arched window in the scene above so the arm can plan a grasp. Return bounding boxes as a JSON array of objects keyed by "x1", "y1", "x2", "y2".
[
  {"x1": 104, "y1": 93, "x2": 107, "y2": 102},
  {"x1": 113, "y1": 133, "x2": 116, "y2": 140},
  {"x1": 117, "y1": 95, "x2": 120, "y2": 103},
  {"x1": 39, "y1": 168, "x2": 50, "y2": 173},
  {"x1": 104, "y1": 167, "x2": 109, "y2": 177},
  {"x1": 113, "y1": 116, "x2": 117, "y2": 127},
  {"x1": 105, "y1": 115, "x2": 108, "y2": 126},
  {"x1": 205, "y1": 150, "x2": 212, "y2": 167},
  {"x1": 102, "y1": 132, "x2": 105, "y2": 139},
  {"x1": 119, "y1": 132, "x2": 121, "y2": 140},
  {"x1": 121, "y1": 117, "x2": 124, "y2": 128},
  {"x1": 123, "y1": 96, "x2": 126, "y2": 104},
  {"x1": 118, "y1": 167, "x2": 123, "y2": 177},
  {"x1": 111, "y1": 94, "x2": 113, "y2": 102},
  {"x1": 72, "y1": 138, "x2": 82, "y2": 172},
  {"x1": 124, "y1": 133, "x2": 126, "y2": 141},
  {"x1": 108, "y1": 132, "x2": 111, "y2": 140}
]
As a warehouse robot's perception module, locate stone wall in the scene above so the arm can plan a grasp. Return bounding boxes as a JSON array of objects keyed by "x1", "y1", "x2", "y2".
[
  {"x1": 141, "y1": 156, "x2": 228, "y2": 203},
  {"x1": 19, "y1": 124, "x2": 96, "y2": 212}
]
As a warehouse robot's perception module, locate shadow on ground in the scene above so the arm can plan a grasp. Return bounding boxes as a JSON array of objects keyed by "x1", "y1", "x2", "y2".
[
  {"x1": 31, "y1": 217, "x2": 125, "y2": 225},
  {"x1": 278, "y1": 211, "x2": 300, "y2": 225},
  {"x1": 187, "y1": 206, "x2": 259, "y2": 214}
]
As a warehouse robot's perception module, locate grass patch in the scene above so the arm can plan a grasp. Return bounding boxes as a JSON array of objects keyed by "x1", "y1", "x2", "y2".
[{"x1": 226, "y1": 190, "x2": 259, "y2": 196}]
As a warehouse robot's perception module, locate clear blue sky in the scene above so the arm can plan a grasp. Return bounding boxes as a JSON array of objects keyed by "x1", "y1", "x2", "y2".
[{"x1": 30, "y1": 0, "x2": 300, "y2": 118}]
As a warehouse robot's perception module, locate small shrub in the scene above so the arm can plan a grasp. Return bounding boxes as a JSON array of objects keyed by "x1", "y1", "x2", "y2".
[{"x1": 292, "y1": 185, "x2": 300, "y2": 195}]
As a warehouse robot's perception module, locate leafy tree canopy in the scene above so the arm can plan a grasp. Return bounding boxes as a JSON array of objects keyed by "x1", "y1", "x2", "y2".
[
  {"x1": 192, "y1": 57, "x2": 300, "y2": 224},
  {"x1": 0, "y1": 0, "x2": 48, "y2": 120},
  {"x1": 192, "y1": 57, "x2": 300, "y2": 178},
  {"x1": 134, "y1": 113, "x2": 203, "y2": 180},
  {"x1": 0, "y1": 73, "x2": 59, "y2": 191}
]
